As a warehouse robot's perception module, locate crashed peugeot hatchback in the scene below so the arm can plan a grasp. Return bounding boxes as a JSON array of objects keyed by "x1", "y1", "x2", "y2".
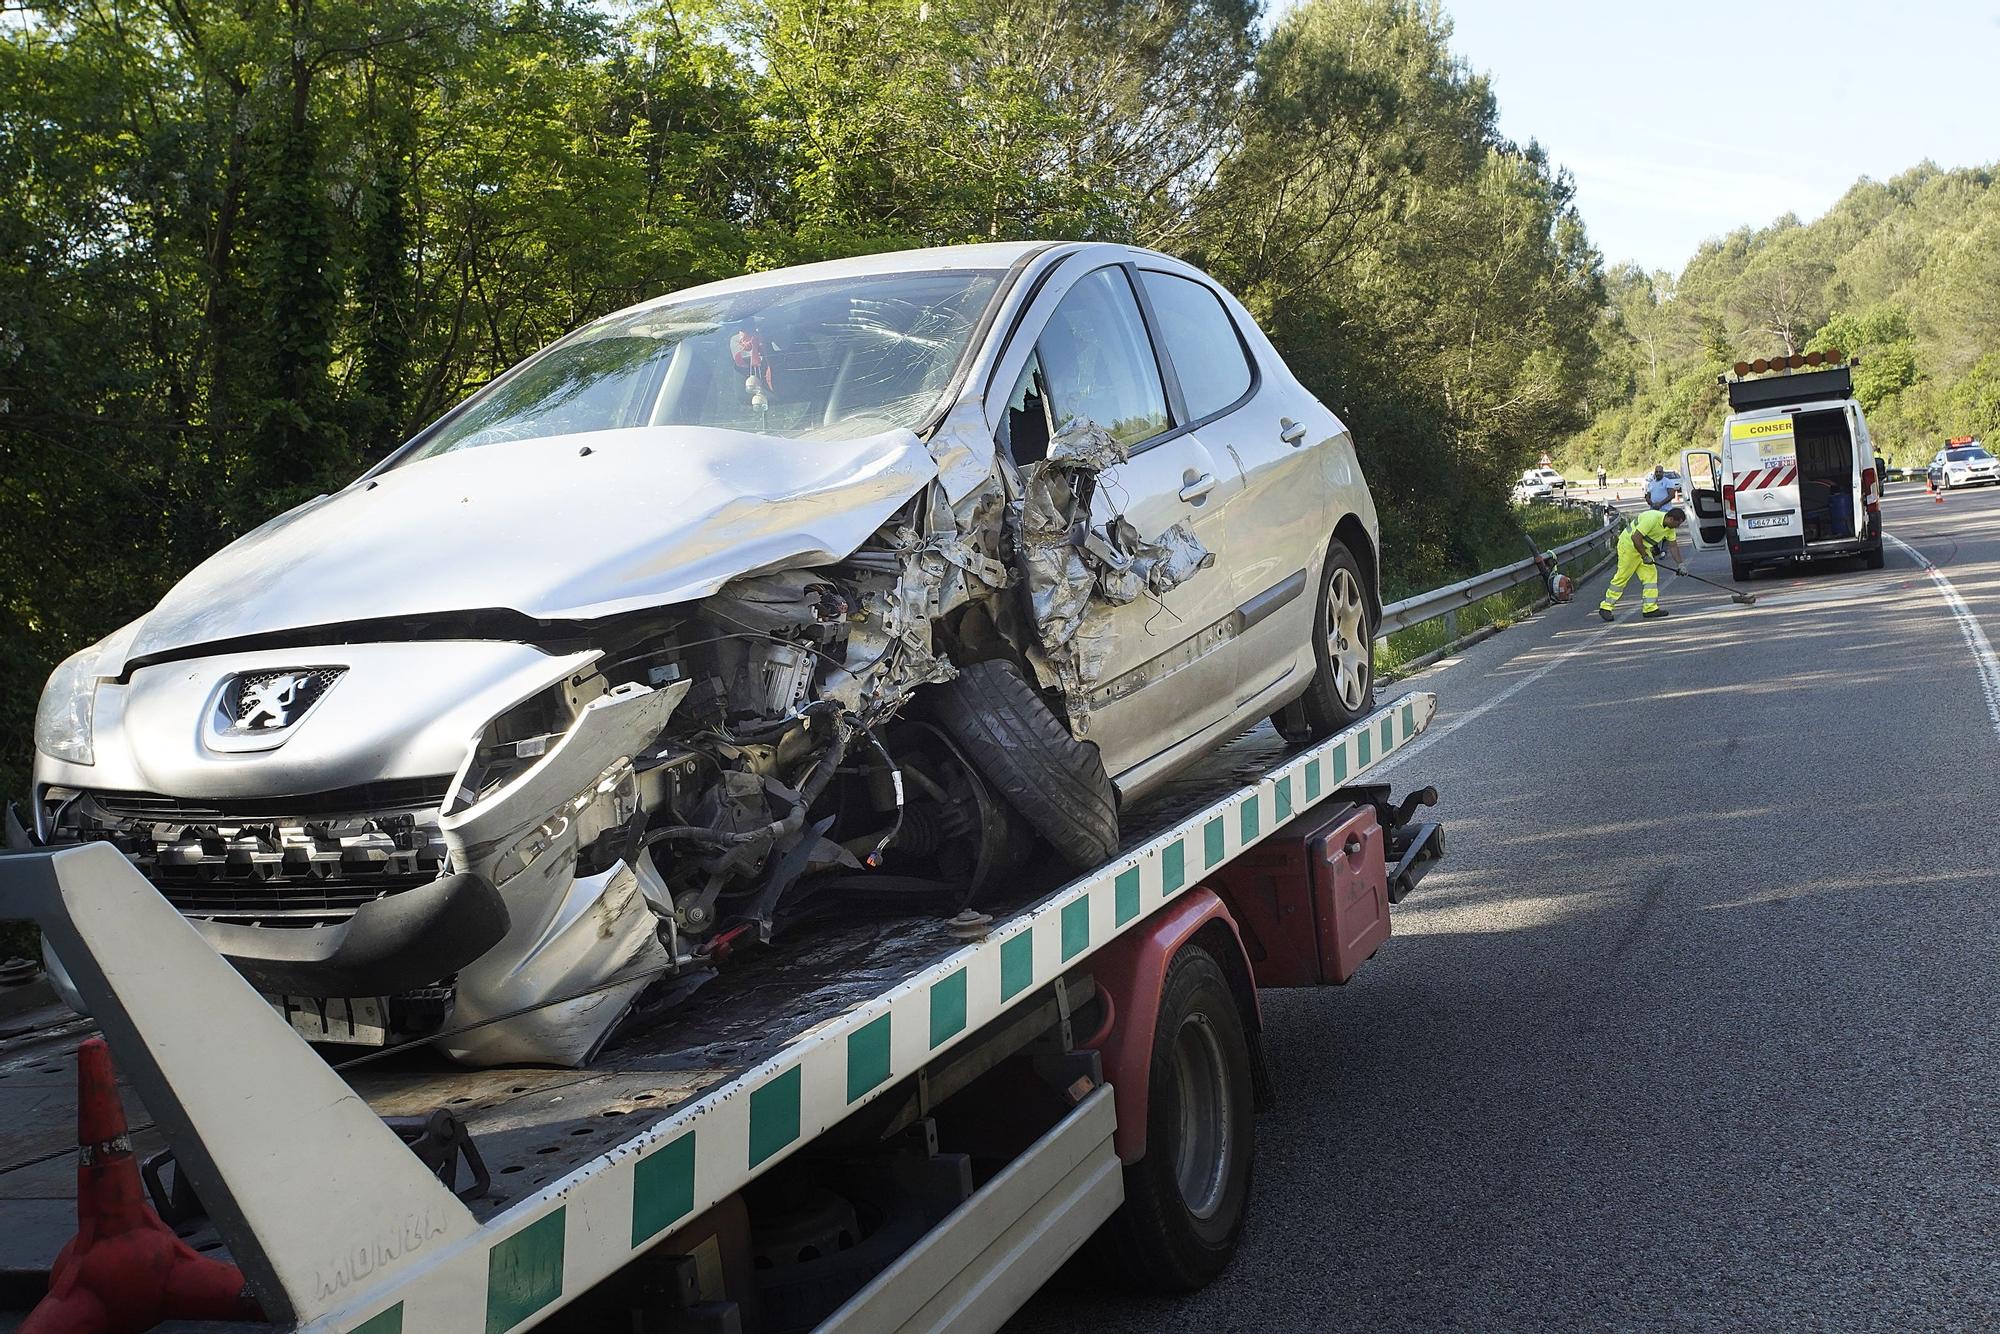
[{"x1": 28, "y1": 241, "x2": 1384, "y2": 1067}]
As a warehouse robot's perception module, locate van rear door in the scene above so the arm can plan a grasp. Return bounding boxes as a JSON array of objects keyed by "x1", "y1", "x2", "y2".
[
  {"x1": 1727, "y1": 414, "x2": 1801, "y2": 543},
  {"x1": 1679, "y1": 448, "x2": 1725, "y2": 550},
  {"x1": 1792, "y1": 408, "x2": 1858, "y2": 544}
]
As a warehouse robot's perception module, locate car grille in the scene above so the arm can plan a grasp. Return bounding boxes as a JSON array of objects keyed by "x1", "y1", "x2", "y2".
[{"x1": 53, "y1": 780, "x2": 452, "y2": 928}]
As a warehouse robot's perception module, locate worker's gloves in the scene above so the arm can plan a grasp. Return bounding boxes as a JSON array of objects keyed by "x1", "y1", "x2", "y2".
[{"x1": 1676, "y1": 563, "x2": 1689, "y2": 576}]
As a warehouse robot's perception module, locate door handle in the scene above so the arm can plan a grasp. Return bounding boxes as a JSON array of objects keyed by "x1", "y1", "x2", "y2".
[
  {"x1": 1178, "y1": 472, "x2": 1216, "y2": 503},
  {"x1": 1279, "y1": 417, "x2": 1308, "y2": 445}
]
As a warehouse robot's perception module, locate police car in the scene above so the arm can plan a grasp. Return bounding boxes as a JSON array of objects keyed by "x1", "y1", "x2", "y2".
[{"x1": 1927, "y1": 438, "x2": 2000, "y2": 489}]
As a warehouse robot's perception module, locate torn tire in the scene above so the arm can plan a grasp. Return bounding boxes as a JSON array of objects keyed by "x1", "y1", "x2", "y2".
[{"x1": 924, "y1": 658, "x2": 1120, "y2": 870}]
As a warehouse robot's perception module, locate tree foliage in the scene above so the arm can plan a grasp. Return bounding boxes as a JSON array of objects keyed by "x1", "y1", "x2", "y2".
[
  {"x1": 1, "y1": 0, "x2": 1604, "y2": 794},
  {"x1": 1564, "y1": 162, "x2": 2000, "y2": 476}
]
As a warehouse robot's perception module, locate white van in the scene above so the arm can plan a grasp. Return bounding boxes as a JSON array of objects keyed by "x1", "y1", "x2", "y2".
[{"x1": 1680, "y1": 362, "x2": 1884, "y2": 581}]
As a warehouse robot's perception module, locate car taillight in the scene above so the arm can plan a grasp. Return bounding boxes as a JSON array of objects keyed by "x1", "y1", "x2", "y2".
[
  {"x1": 1861, "y1": 467, "x2": 1878, "y2": 510},
  {"x1": 1722, "y1": 482, "x2": 1737, "y2": 525}
]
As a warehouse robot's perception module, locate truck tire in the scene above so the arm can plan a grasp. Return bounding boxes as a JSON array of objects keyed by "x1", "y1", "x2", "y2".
[
  {"x1": 1092, "y1": 943, "x2": 1254, "y2": 1293},
  {"x1": 1864, "y1": 544, "x2": 1886, "y2": 570},
  {"x1": 1274, "y1": 539, "x2": 1375, "y2": 743},
  {"x1": 1731, "y1": 559, "x2": 1751, "y2": 582},
  {"x1": 924, "y1": 658, "x2": 1119, "y2": 869}
]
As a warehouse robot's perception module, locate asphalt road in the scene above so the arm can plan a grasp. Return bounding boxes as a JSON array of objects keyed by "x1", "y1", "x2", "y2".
[{"x1": 1016, "y1": 482, "x2": 2000, "y2": 1331}]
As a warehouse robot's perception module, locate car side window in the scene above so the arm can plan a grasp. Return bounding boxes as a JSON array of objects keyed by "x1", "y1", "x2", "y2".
[
  {"x1": 1138, "y1": 270, "x2": 1254, "y2": 422},
  {"x1": 1036, "y1": 267, "x2": 1170, "y2": 448},
  {"x1": 997, "y1": 350, "x2": 1054, "y2": 467}
]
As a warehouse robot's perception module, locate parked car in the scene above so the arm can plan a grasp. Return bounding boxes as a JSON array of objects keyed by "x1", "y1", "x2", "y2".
[
  {"x1": 1524, "y1": 466, "x2": 1567, "y2": 492},
  {"x1": 28, "y1": 242, "x2": 1383, "y2": 1066},
  {"x1": 1512, "y1": 473, "x2": 1556, "y2": 504},
  {"x1": 1927, "y1": 440, "x2": 2000, "y2": 489}
]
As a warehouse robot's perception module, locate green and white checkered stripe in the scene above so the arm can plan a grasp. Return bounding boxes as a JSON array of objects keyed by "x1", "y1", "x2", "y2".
[{"x1": 318, "y1": 693, "x2": 1436, "y2": 1334}]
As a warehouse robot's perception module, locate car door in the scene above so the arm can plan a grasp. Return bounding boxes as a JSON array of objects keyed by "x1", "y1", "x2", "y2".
[
  {"x1": 1135, "y1": 267, "x2": 1327, "y2": 707},
  {"x1": 1679, "y1": 447, "x2": 1726, "y2": 550},
  {"x1": 996, "y1": 263, "x2": 1246, "y2": 780}
]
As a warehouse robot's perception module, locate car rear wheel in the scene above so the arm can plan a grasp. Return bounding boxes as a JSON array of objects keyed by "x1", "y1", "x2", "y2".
[
  {"x1": 1274, "y1": 540, "x2": 1375, "y2": 743},
  {"x1": 1731, "y1": 559, "x2": 1751, "y2": 582}
]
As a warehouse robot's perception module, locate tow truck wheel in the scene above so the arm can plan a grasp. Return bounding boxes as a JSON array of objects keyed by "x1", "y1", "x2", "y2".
[
  {"x1": 1274, "y1": 539, "x2": 1375, "y2": 743},
  {"x1": 1094, "y1": 943, "x2": 1254, "y2": 1293}
]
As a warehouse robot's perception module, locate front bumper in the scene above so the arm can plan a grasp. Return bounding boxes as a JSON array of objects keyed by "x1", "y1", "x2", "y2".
[{"x1": 191, "y1": 870, "x2": 508, "y2": 996}]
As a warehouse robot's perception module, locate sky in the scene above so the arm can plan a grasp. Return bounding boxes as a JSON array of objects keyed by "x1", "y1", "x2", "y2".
[{"x1": 1435, "y1": 1, "x2": 2000, "y2": 276}]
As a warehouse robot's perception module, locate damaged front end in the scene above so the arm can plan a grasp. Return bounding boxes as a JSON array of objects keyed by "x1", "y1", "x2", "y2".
[
  {"x1": 37, "y1": 419, "x2": 1222, "y2": 1067},
  {"x1": 36, "y1": 414, "x2": 1221, "y2": 1069}
]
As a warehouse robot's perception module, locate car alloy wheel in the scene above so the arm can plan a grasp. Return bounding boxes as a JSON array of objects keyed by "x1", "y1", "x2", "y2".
[{"x1": 1326, "y1": 567, "x2": 1370, "y2": 711}]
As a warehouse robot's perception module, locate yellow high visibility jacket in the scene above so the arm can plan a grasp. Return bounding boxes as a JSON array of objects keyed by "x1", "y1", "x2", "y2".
[{"x1": 1623, "y1": 509, "x2": 1675, "y2": 559}]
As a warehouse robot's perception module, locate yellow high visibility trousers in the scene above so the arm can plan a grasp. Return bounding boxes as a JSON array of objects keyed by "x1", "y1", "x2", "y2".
[{"x1": 1599, "y1": 544, "x2": 1658, "y2": 614}]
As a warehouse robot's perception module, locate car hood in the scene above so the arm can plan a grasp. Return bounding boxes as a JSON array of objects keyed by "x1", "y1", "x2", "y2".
[{"x1": 120, "y1": 425, "x2": 940, "y2": 669}]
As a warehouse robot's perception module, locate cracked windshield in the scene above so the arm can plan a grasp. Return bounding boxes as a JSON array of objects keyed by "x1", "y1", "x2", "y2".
[{"x1": 406, "y1": 269, "x2": 1002, "y2": 458}]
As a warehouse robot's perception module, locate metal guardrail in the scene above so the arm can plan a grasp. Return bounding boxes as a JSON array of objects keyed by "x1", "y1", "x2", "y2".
[{"x1": 1377, "y1": 501, "x2": 1623, "y2": 644}]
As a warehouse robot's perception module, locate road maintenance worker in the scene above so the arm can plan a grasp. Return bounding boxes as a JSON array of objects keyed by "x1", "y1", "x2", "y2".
[
  {"x1": 1599, "y1": 505, "x2": 1687, "y2": 622},
  {"x1": 1644, "y1": 465, "x2": 1675, "y2": 510}
]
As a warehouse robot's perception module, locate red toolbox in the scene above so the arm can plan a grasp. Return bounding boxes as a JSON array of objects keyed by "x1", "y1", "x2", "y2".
[{"x1": 1209, "y1": 800, "x2": 1390, "y2": 986}]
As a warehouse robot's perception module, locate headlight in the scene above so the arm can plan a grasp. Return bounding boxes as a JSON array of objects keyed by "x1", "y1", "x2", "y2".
[{"x1": 34, "y1": 645, "x2": 102, "y2": 766}]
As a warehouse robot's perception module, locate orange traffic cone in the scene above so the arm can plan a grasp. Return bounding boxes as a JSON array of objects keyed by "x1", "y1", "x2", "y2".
[
  {"x1": 1931, "y1": 475, "x2": 1945, "y2": 504},
  {"x1": 21, "y1": 1037, "x2": 262, "y2": 1334}
]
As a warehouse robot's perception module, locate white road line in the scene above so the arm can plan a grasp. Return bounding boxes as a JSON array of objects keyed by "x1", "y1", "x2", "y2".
[
  {"x1": 1887, "y1": 533, "x2": 2000, "y2": 737},
  {"x1": 1381, "y1": 619, "x2": 1618, "y2": 770}
]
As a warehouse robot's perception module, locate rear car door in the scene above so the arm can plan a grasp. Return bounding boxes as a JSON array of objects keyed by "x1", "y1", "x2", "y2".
[
  {"x1": 1679, "y1": 448, "x2": 1725, "y2": 550},
  {"x1": 1134, "y1": 267, "x2": 1327, "y2": 706},
  {"x1": 995, "y1": 263, "x2": 1245, "y2": 779}
]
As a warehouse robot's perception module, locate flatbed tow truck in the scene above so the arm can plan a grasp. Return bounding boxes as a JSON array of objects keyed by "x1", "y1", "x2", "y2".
[{"x1": 0, "y1": 697, "x2": 1442, "y2": 1334}]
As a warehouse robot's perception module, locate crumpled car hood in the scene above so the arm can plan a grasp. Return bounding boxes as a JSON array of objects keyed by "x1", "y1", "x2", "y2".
[{"x1": 120, "y1": 425, "x2": 939, "y2": 669}]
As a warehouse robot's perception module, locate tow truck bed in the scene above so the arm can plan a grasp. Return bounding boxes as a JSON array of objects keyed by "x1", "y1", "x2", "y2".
[{"x1": 0, "y1": 694, "x2": 1436, "y2": 1332}]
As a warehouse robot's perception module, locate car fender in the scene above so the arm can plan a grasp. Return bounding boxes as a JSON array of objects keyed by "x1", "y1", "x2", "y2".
[{"x1": 1077, "y1": 886, "x2": 1264, "y2": 1163}]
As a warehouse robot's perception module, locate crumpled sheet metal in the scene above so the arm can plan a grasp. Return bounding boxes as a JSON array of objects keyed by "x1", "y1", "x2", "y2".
[
  {"x1": 925, "y1": 397, "x2": 1004, "y2": 506},
  {"x1": 1013, "y1": 419, "x2": 1215, "y2": 726},
  {"x1": 438, "y1": 679, "x2": 691, "y2": 1067}
]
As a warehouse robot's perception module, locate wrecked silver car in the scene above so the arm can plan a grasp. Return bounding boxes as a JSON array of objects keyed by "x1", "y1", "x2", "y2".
[{"x1": 28, "y1": 242, "x2": 1383, "y2": 1066}]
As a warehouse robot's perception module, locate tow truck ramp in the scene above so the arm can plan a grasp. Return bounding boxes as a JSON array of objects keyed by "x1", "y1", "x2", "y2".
[{"x1": 0, "y1": 693, "x2": 1437, "y2": 1333}]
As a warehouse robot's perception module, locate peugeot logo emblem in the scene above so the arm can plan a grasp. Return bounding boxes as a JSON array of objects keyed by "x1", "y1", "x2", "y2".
[
  {"x1": 204, "y1": 667, "x2": 346, "y2": 753},
  {"x1": 240, "y1": 673, "x2": 308, "y2": 729}
]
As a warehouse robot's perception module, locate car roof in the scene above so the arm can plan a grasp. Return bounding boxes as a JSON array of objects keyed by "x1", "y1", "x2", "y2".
[{"x1": 621, "y1": 242, "x2": 1059, "y2": 314}]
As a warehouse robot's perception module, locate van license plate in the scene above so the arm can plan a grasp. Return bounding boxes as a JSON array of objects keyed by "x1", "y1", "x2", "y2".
[
  {"x1": 1745, "y1": 514, "x2": 1789, "y2": 530},
  {"x1": 266, "y1": 994, "x2": 389, "y2": 1046}
]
